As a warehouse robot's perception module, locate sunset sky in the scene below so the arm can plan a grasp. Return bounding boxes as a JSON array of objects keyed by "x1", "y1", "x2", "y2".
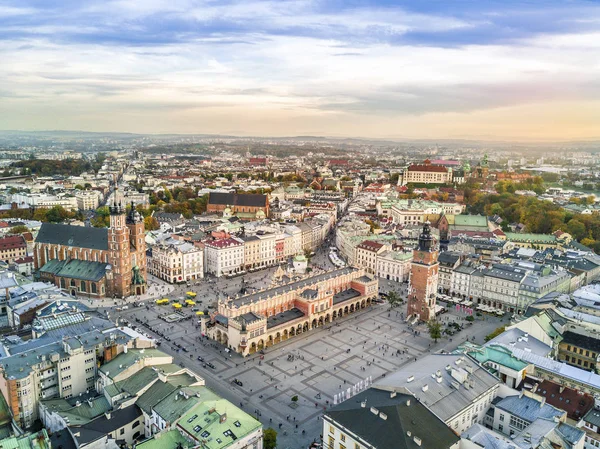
[{"x1": 1, "y1": 0, "x2": 600, "y2": 140}]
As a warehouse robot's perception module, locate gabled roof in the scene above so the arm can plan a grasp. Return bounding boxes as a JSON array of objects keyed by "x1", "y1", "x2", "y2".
[
  {"x1": 36, "y1": 223, "x2": 108, "y2": 251},
  {"x1": 0, "y1": 234, "x2": 26, "y2": 250},
  {"x1": 325, "y1": 388, "x2": 459, "y2": 449},
  {"x1": 208, "y1": 192, "x2": 267, "y2": 207}
]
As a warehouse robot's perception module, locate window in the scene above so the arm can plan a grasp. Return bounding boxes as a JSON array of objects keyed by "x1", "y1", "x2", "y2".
[
  {"x1": 340, "y1": 434, "x2": 346, "y2": 442},
  {"x1": 498, "y1": 424, "x2": 503, "y2": 432},
  {"x1": 119, "y1": 428, "x2": 124, "y2": 435},
  {"x1": 329, "y1": 426, "x2": 334, "y2": 434},
  {"x1": 499, "y1": 414, "x2": 504, "y2": 422}
]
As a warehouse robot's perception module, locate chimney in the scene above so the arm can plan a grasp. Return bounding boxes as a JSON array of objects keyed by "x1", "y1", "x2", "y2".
[{"x1": 406, "y1": 399, "x2": 411, "y2": 406}]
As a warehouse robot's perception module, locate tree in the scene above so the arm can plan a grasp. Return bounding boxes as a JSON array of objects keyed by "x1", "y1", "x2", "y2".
[
  {"x1": 566, "y1": 219, "x2": 587, "y2": 241},
  {"x1": 46, "y1": 206, "x2": 71, "y2": 223},
  {"x1": 387, "y1": 291, "x2": 402, "y2": 308},
  {"x1": 263, "y1": 428, "x2": 277, "y2": 449},
  {"x1": 485, "y1": 326, "x2": 506, "y2": 342},
  {"x1": 144, "y1": 216, "x2": 160, "y2": 231},
  {"x1": 74, "y1": 184, "x2": 84, "y2": 190},
  {"x1": 92, "y1": 206, "x2": 111, "y2": 228},
  {"x1": 428, "y1": 320, "x2": 442, "y2": 343},
  {"x1": 32, "y1": 208, "x2": 48, "y2": 222},
  {"x1": 291, "y1": 395, "x2": 298, "y2": 402},
  {"x1": 9, "y1": 225, "x2": 29, "y2": 234}
]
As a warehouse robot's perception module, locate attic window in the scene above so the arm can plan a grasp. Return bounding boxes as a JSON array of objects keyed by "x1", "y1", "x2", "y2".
[
  {"x1": 200, "y1": 431, "x2": 210, "y2": 438},
  {"x1": 193, "y1": 425, "x2": 202, "y2": 433},
  {"x1": 233, "y1": 420, "x2": 241, "y2": 427},
  {"x1": 187, "y1": 414, "x2": 198, "y2": 423}
]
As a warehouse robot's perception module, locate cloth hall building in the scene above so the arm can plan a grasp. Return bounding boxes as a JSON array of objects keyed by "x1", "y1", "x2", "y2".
[
  {"x1": 203, "y1": 267, "x2": 378, "y2": 356},
  {"x1": 33, "y1": 199, "x2": 147, "y2": 298}
]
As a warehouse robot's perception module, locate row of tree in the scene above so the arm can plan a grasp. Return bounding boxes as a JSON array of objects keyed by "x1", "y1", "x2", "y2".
[
  {"x1": 11, "y1": 154, "x2": 106, "y2": 176},
  {"x1": 465, "y1": 187, "x2": 600, "y2": 252}
]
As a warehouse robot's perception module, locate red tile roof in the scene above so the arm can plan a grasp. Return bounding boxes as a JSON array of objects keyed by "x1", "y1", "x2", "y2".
[
  {"x1": 0, "y1": 235, "x2": 26, "y2": 251},
  {"x1": 357, "y1": 240, "x2": 385, "y2": 252},
  {"x1": 407, "y1": 164, "x2": 448, "y2": 173},
  {"x1": 535, "y1": 380, "x2": 594, "y2": 420},
  {"x1": 205, "y1": 238, "x2": 243, "y2": 249},
  {"x1": 15, "y1": 256, "x2": 34, "y2": 264}
]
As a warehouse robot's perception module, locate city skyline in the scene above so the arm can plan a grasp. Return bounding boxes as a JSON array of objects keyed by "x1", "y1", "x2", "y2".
[{"x1": 1, "y1": 0, "x2": 600, "y2": 140}]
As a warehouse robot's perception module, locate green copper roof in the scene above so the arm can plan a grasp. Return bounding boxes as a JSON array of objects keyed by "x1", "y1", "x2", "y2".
[
  {"x1": 136, "y1": 430, "x2": 189, "y2": 449},
  {"x1": 0, "y1": 430, "x2": 51, "y2": 449},
  {"x1": 39, "y1": 258, "x2": 107, "y2": 282},
  {"x1": 504, "y1": 232, "x2": 557, "y2": 243},
  {"x1": 177, "y1": 395, "x2": 262, "y2": 449},
  {"x1": 453, "y1": 215, "x2": 488, "y2": 227},
  {"x1": 114, "y1": 366, "x2": 159, "y2": 396},
  {"x1": 98, "y1": 348, "x2": 169, "y2": 379},
  {"x1": 466, "y1": 344, "x2": 528, "y2": 372},
  {"x1": 534, "y1": 314, "x2": 564, "y2": 341},
  {"x1": 153, "y1": 386, "x2": 208, "y2": 423}
]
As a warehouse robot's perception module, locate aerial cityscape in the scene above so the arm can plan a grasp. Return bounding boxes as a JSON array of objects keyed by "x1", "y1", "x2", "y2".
[{"x1": 1, "y1": 1, "x2": 600, "y2": 449}]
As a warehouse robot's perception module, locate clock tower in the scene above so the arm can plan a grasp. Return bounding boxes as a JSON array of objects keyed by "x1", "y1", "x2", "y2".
[{"x1": 407, "y1": 222, "x2": 439, "y2": 322}]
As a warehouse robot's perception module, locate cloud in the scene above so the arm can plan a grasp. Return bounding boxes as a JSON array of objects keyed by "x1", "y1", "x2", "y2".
[{"x1": 0, "y1": 0, "x2": 599, "y2": 139}]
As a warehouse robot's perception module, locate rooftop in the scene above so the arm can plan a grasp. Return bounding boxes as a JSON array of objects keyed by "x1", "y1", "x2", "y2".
[
  {"x1": 36, "y1": 223, "x2": 108, "y2": 251},
  {"x1": 375, "y1": 354, "x2": 500, "y2": 422},
  {"x1": 228, "y1": 267, "x2": 359, "y2": 308},
  {"x1": 496, "y1": 394, "x2": 564, "y2": 423},
  {"x1": 325, "y1": 388, "x2": 459, "y2": 449},
  {"x1": 176, "y1": 395, "x2": 262, "y2": 449}
]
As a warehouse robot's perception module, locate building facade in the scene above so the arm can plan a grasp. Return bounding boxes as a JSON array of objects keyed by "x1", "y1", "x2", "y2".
[
  {"x1": 0, "y1": 234, "x2": 27, "y2": 264},
  {"x1": 203, "y1": 267, "x2": 378, "y2": 356},
  {"x1": 400, "y1": 160, "x2": 452, "y2": 185},
  {"x1": 203, "y1": 238, "x2": 245, "y2": 277}
]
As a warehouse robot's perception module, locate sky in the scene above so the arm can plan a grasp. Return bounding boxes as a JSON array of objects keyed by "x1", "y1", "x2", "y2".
[{"x1": 1, "y1": 0, "x2": 600, "y2": 141}]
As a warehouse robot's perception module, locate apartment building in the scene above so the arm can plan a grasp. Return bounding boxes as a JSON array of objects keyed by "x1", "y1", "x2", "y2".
[
  {"x1": 0, "y1": 331, "x2": 119, "y2": 428},
  {"x1": 323, "y1": 388, "x2": 460, "y2": 449},
  {"x1": 203, "y1": 238, "x2": 244, "y2": 277},
  {"x1": 558, "y1": 331, "x2": 600, "y2": 373},
  {"x1": 75, "y1": 190, "x2": 101, "y2": 210},
  {"x1": 377, "y1": 354, "x2": 501, "y2": 435},
  {"x1": 399, "y1": 160, "x2": 452, "y2": 185},
  {"x1": 355, "y1": 240, "x2": 387, "y2": 275},
  {"x1": 0, "y1": 234, "x2": 27, "y2": 264},
  {"x1": 376, "y1": 250, "x2": 412, "y2": 282}
]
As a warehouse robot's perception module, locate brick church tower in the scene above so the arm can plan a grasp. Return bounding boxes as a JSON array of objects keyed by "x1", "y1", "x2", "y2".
[
  {"x1": 407, "y1": 222, "x2": 439, "y2": 322},
  {"x1": 107, "y1": 193, "x2": 131, "y2": 298},
  {"x1": 126, "y1": 202, "x2": 147, "y2": 296}
]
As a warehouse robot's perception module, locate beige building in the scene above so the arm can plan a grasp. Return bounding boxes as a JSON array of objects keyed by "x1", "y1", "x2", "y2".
[
  {"x1": 400, "y1": 159, "x2": 452, "y2": 185},
  {"x1": 148, "y1": 241, "x2": 203, "y2": 283},
  {"x1": 355, "y1": 240, "x2": 388, "y2": 275},
  {"x1": 377, "y1": 250, "x2": 413, "y2": 282},
  {"x1": 75, "y1": 190, "x2": 101, "y2": 210},
  {"x1": 203, "y1": 238, "x2": 245, "y2": 277},
  {"x1": 203, "y1": 267, "x2": 378, "y2": 356},
  {"x1": 0, "y1": 330, "x2": 130, "y2": 429}
]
